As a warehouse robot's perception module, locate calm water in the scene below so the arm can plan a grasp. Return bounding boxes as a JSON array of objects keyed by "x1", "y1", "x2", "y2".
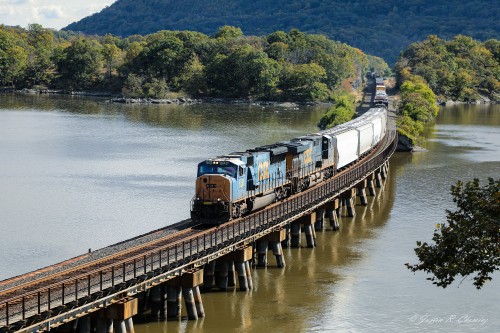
[{"x1": 1, "y1": 95, "x2": 499, "y2": 332}]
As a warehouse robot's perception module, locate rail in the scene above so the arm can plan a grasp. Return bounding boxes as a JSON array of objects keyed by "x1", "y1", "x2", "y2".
[{"x1": 0, "y1": 130, "x2": 397, "y2": 333}]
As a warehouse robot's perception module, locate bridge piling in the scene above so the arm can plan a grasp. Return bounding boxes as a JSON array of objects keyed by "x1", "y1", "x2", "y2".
[
  {"x1": 77, "y1": 317, "x2": 91, "y2": 333},
  {"x1": 281, "y1": 224, "x2": 290, "y2": 248},
  {"x1": 297, "y1": 211, "x2": 316, "y2": 248},
  {"x1": 113, "y1": 320, "x2": 126, "y2": 333},
  {"x1": 375, "y1": 170, "x2": 383, "y2": 188},
  {"x1": 367, "y1": 173, "x2": 376, "y2": 196},
  {"x1": 314, "y1": 209, "x2": 325, "y2": 231},
  {"x1": 125, "y1": 318, "x2": 135, "y2": 333},
  {"x1": 304, "y1": 224, "x2": 315, "y2": 248},
  {"x1": 228, "y1": 246, "x2": 253, "y2": 291},
  {"x1": 245, "y1": 261, "x2": 253, "y2": 290},
  {"x1": 215, "y1": 260, "x2": 229, "y2": 290},
  {"x1": 149, "y1": 285, "x2": 162, "y2": 320},
  {"x1": 290, "y1": 221, "x2": 301, "y2": 247},
  {"x1": 341, "y1": 189, "x2": 356, "y2": 218},
  {"x1": 202, "y1": 261, "x2": 216, "y2": 291},
  {"x1": 256, "y1": 240, "x2": 268, "y2": 267},
  {"x1": 166, "y1": 285, "x2": 182, "y2": 320},
  {"x1": 159, "y1": 285, "x2": 168, "y2": 320},
  {"x1": 266, "y1": 229, "x2": 286, "y2": 267},
  {"x1": 228, "y1": 261, "x2": 236, "y2": 288},
  {"x1": 182, "y1": 287, "x2": 198, "y2": 320},
  {"x1": 235, "y1": 261, "x2": 249, "y2": 291},
  {"x1": 357, "y1": 179, "x2": 368, "y2": 206},
  {"x1": 105, "y1": 319, "x2": 113, "y2": 333},
  {"x1": 271, "y1": 242, "x2": 285, "y2": 268},
  {"x1": 380, "y1": 163, "x2": 388, "y2": 180},
  {"x1": 193, "y1": 286, "x2": 205, "y2": 317},
  {"x1": 325, "y1": 199, "x2": 340, "y2": 230}
]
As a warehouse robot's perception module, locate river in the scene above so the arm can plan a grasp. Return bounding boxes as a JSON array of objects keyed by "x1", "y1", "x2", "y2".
[{"x1": 0, "y1": 94, "x2": 498, "y2": 332}]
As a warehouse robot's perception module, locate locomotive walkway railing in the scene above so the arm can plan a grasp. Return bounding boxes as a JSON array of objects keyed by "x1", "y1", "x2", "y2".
[{"x1": 0, "y1": 130, "x2": 397, "y2": 333}]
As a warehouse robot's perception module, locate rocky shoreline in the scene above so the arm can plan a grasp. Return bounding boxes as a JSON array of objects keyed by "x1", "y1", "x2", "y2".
[
  {"x1": 1, "y1": 88, "x2": 325, "y2": 107},
  {"x1": 437, "y1": 95, "x2": 497, "y2": 105}
]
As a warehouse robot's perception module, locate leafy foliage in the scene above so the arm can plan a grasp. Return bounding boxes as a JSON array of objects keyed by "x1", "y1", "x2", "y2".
[
  {"x1": 62, "y1": 0, "x2": 500, "y2": 64},
  {"x1": 394, "y1": 35, "x2": 500, "y2": 101},
  {"x1": 56, "y1": 38, "x2": 103, "y2": 90},
  {"x1": 395, "y1": 72, "x2": 439, "y2": 143},
  {"x1": 399, "y1": 75, "x2": 439, "y2": 122},
  {"x1": 0, "y1": 25, "x2": 372, "y2": 101},
  {"x1": 317, "y1": 93, "x2": 355, "y2": 129},
  {"x1": 406, "y1": 178, "x2": 500, "y2": 289}
]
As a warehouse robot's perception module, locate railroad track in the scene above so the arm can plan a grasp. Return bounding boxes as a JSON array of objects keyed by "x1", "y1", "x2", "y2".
[{"x1": 0, "y1": 222, "x2": 205, "y2": 303}]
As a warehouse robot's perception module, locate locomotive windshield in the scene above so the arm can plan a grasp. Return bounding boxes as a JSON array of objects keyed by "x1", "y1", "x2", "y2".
[{"x1": 197, "y1": 162, "x2": 237, "y2": 178}]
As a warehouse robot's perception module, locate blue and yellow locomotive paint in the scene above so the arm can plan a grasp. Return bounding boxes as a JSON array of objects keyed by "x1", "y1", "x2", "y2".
[
  {"x1": 191, "y1": 146, "x2": 288, "y2": 224},
  {"x1": 191, "y1": 134, "x2": 337, "y2": 224},
  {"x1": 191, "y1": 107, "x2": 388, "y2": 225}
]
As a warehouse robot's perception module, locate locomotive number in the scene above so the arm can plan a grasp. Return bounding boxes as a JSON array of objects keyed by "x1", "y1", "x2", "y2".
[{"x1": 258, "y1": 161, "x2": 270, "y2": 180}]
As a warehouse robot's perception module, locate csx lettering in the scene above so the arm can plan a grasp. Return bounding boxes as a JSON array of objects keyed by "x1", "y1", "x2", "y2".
[{"x1": 258, "y1": 161, "x2": 270, "y2": 180}]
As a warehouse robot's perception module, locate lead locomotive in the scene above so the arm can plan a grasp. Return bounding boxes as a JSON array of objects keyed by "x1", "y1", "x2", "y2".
[{"x1": 191, "y1": 107, "x2": 387, "y2": 225}]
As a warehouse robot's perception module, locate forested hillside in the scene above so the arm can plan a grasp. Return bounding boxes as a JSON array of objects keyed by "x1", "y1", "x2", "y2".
[
  {"x1": 393, "y1": 35, "x2": 499, "y2": 144},
  {"x1": 394, "y1": 35, "x2": 500, "y2": 101},
  {"x1": 1, "y1": 25, "x2": 385, "y2": 102},
  {"x1": 63, "y1": 0, "x2": 500, "y2": 63}
]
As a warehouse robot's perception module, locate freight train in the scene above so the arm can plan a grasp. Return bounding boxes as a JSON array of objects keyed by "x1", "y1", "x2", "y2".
[
  {"x1": 374, "y1": 77, "x2": 389, "y2": 107},
  {"x1": 191, "y1": 107, "x2": 388, "y2": 225}
]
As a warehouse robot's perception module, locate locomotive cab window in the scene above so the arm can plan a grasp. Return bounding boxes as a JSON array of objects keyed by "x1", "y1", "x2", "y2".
[{"x1": 197, "y1": 163, "x2": 237, "y2": 178}]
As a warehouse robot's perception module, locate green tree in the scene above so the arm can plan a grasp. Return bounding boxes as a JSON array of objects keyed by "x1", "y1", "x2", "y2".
[
  {"x1": 0, "y1": 28, "x2": 27, "y2": 87},
  {"x1": 57, "y1": 37, "x2": 102, "y2": 90},
  {"x1": 279, "y1": 62, "x2": 328, "y2": 101},
  {"x1": 144, "y1": 77, "x2": 168, "y2": 98},
  {"x1": 122, "y1": 73, "x2": 144, "y2": 97},
  {"x1": 134, "y1": 32, "x2": 186, "y2": 88},
  {"x1": 399, "y1": 75, "x2": 439, "y2": 122},
  {"x1": 206, "y1": 45, "x2": 281, "y2": 98},
  {"x1": 406, "y1": 178, "x2": 500, "y2": 289},
  {"x1": 178, "y1": 54, "x2": 207, "y2": 95},
  {"x1": 124, "y1": 41, "x2": 144, "y2": 63},
  {"x1": 396, "y1": 115, "x2": 424, "y2": 144},
  {"x1": 102, "y1": 34, "x2": 122, "y2": 78},
  {"x1": 267, "y1": 42, "x2": 288, "y2": 62},
  {"x1": 214, "y1": 26, "x2": 243, "y2": 40},
  {"x1": 318, "y1": 93, "x2": 355, "y2": 129},
  {"x1": 25, "y1": 23, "x2": 55, "y2": 87}
]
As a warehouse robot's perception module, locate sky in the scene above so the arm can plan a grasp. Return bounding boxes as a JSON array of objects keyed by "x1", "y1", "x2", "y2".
[{"x1": 0, "y1": 0, "x2": 114, "y2": 30}]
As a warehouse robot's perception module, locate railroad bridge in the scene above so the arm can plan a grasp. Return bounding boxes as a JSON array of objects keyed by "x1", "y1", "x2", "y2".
[{"x1": 0, "y1": 127, "x2": 397, "y2": 333}]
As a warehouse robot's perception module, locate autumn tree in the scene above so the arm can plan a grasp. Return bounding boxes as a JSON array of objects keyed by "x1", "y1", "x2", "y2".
[
  {"x1": 101, "y1": 34, "x2": 122, "y2": 78},
  {"x1": 406, "y1": 178, "x2": 500, "y2": 289},
  {"x1": 0, "y1": 28, "x2": 27, "y2": 87},
  {"x1": 25, "y1": 23, "x2": 55, "y2": 87}
]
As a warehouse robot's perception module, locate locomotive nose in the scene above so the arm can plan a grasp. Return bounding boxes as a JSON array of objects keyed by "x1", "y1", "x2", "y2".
[{"x1": 195, "y1": 174, "x2": 231, "y2": 202}]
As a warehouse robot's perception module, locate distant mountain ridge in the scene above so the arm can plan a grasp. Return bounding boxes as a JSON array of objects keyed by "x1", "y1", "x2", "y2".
[{"x1": 63, "y1": 0, "x2": 500, "y2": 63}]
